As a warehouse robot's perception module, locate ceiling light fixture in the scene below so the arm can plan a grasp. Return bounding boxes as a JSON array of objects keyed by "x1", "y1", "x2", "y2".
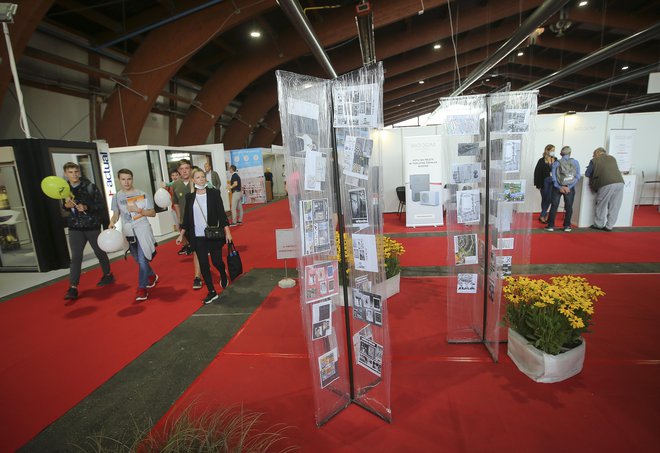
[
  {"x1": 418, "y1": 80, "x2": 425, "y2": 84},
  {"x1": 517, "y1": 51, "x2": 524, "y2": 56},
  {"x1": 621, "y1": 65, "x2": 629, "y2": 70},
  {"x1": 433, "y1": 43, "x2": 441, "y2": 50},
  {"x1": 578, "y1": 1, "x2": 588, "y2": 6},
  {"x1": 250, "y1": 31, "x2": 261, "y2": 38}
]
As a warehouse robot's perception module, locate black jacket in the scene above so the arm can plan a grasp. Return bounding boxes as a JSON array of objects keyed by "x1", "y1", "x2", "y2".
[
  {"x1": 182, "y1": 188, "x2": 230, "y2": 247},
  {"x1": 533, "y1": 157, "x2": 555, "y2": 189},
  {"x1": 63, "y1": 178, "x2": 107, "y2": 230}
]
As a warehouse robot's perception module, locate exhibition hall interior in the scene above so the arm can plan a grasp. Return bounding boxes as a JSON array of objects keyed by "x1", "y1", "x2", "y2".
[{"x1": 0, "y1": 1, "x2": 659, "y2": 451}]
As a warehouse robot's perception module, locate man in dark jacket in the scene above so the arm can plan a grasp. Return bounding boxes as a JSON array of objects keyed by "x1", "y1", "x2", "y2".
[{"x1": 62, "y1": 162, "x2": 114, "y2": 300}]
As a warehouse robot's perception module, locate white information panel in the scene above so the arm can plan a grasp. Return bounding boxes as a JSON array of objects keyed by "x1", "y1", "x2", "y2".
[
  {"x1": 403, "y1": 135, "x2": 444, "y2": 227},
  {"x1": 608, "y1": 129, "x2": 634, "y2": 173}
]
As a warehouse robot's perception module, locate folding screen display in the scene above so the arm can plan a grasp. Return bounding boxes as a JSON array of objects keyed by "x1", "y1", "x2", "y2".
[
  {"x1": 332, "y1": 63, "x2": 391, "y2": 422},
  {"x1": 438, "y1": 92, "x2": 537, "y2": 362}
]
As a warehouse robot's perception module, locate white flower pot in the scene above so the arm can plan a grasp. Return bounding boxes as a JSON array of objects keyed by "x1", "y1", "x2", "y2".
[
  {"x1": 385, "y1": 273, "x2": 401, "y2": 299},
  {"x1": 507, "y1": 328, "x2": 586, "y2": 383}
]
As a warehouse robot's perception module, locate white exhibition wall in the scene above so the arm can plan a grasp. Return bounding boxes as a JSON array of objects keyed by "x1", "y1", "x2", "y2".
[{"x1": 379, "y1": 111, "x2": 660, "y2": 214}]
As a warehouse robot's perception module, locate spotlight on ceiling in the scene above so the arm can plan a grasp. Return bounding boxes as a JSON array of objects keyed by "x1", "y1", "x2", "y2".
[
  {"x1": 250, "y1": 30, "x2": 261, "y2": 38},
  {"x1": 621, "y1": 65, "x2": 629, "y2": 70},
  {"x1": 418, "y1": 80, "x2": 425, "y2": 84},
  {"x1": 433, "y1": 43, "x2": 441, "y2": 50},
  {"x1": 578, "y1": 1, "x2": 588, "y2": 6},
  {"x1": 517, "y1": 51, "x2": 524, "y2": 56}
]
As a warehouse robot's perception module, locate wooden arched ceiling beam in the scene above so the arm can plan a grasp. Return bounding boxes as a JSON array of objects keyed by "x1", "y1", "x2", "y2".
[
  {"x1": 0, "y1": 0, "x2": 55, "y2": 106},
  {"x1": 96, "y1": 0, "x2": 276, "y2": 146},
  {"x1": 174, "y1": 0, "x2": 451, "y2": 145},
  {"x1": 221, "y1": 2, "x2": 544, "y2": 149},
  {"x1": 250, "y1": 108, "x2": 280, "y2": 149},
  {"x1": 222, "y1": 81, "x2": 278, "y2": 149}
]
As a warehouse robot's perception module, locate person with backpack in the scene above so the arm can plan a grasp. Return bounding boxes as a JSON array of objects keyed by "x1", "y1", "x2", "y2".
[{"x1": 545, "y1": 146, "x2": 581, "y2": 232}]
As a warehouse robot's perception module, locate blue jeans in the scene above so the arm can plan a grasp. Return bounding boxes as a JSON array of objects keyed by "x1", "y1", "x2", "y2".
[
  {"x1": 540, "y1": 176, "x2": 554, "y2": 217},
  {"x1": 129, "y1": 239, "x2": 155, "y2": 289},
  {"x1": 547, "y1": 187, "x2": 575, "y2": 228}
]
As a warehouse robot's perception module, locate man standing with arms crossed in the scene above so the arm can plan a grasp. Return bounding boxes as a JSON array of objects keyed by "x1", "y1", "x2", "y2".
[
  {"x1": 62, "y1": 162, "x2": 114, "y2": 300},
  {"x1": 171, "y1": 159, "x2": 204, "y2": 290}
]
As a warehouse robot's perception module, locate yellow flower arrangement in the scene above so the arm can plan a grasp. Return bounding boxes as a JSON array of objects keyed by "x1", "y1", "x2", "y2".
[
  {"x1": 333, "y1": 231, "x2": 405, "y2": 280},
  {"x1": 502, "y1": 275, "x2": 605, "y2": 355}
]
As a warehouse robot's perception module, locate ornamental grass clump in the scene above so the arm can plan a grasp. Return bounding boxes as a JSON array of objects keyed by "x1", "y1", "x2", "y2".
[{"x1": 502, "y1": 275, "x2": 605, "y2": 355}]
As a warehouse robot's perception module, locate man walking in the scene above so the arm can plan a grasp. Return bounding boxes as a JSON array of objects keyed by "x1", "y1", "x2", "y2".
[
  {"x1": 62, "y1": 162, "x2": 114, "y2": 300},
  {"x1": 586, "y1": 147, "x2": 624, "y2": 231},
  {"x1": 229, "y1": 165, "x2": 243, "y2": 225},
  {"x1": 545, "y1": 146, "x2": 581, "y2": 232}
]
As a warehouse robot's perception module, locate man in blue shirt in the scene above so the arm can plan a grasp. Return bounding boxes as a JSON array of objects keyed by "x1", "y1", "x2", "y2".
[{"x1": 545, "y1": 146, "x2": 581, "y2": 232}]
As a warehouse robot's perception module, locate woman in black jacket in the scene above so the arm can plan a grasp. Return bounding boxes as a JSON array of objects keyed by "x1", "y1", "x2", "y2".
[
  {"x1": 176, "y1": 169, "x2": 233, "y2": 304},
  {"x1": 533, "y1": 144, "x2": 556, "y2": 224}
]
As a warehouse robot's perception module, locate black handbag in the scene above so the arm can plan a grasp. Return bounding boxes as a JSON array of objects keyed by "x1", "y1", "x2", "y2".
[
  {"x1": 195, "y1": 198, "x2": 224, "y2": 240},
  {"x1": 226, "y1": 241, "x2": 243, "y2": 281}
]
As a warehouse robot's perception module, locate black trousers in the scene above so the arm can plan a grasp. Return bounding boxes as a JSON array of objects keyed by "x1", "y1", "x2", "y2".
[{"x1": 193, "y1": 236, "x2": 227, "y2": 293}]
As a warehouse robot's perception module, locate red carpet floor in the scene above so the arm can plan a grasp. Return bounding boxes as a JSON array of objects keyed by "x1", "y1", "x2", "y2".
[{"x1": 155, "y1": 274, "x2": 660, "y2": 452}]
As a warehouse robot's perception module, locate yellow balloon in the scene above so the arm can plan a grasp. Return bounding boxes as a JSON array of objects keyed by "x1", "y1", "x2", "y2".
[{"x1": 41, "y1": 176, "x2": 71, "y2": 200}]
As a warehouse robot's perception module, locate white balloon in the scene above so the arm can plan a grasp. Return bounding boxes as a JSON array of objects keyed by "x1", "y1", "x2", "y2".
[
  {"x1": 97, "y1": 228, "x2": 125, "y2": 253},
  {"x1": 154, "y1": 188, "x2": 172, "y2": 208}
]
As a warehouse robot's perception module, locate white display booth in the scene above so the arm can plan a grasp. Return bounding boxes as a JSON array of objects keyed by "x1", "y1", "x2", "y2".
[
  {"x1": 379, "y1": 111, "x2": 660, "y2": 226},
  {"x1": 573, "y1": 174, "x2": 637, "y2": 227},
  {"x1": 109, "y1": 143, "x2": 226, "y2": 236}
]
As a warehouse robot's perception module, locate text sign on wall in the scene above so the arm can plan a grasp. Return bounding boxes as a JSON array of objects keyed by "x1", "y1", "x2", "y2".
[
  {"x1": 608, "y1": 129, "x2": 634, "y2": 173},
  {"x1": 276, "y1": 228, "x2": 297, "y2": 259}
]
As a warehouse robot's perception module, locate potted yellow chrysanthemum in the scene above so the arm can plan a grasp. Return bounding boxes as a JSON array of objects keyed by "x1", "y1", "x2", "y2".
[{"x1": 502, "y1": 275, "x2": 605, "y2": 383}]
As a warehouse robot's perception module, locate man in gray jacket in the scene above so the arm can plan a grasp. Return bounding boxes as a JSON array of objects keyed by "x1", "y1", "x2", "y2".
[{"x1": 585, "y1": 147, "x2": 624, "y2": 231}]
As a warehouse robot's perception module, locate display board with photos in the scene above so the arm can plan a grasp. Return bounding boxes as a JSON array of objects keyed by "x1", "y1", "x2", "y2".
[
  {"x1": 332, "y1": 63, "x2": 391, "y2": 422},
  {"x1": 276, "y1": 63, "x2": 390, "y2": 426},
  {"x1": 437, "y1": 92, "x2": 537, "y2": 362}
]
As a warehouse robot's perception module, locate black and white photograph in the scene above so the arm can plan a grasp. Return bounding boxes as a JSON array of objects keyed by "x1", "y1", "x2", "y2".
[
  {"x1": 352, "y1": 233, "x2": 378, "y2": 273},
  {"x1": 356, "y1": 335, "x2": 383, "y2": 377},
  {"x1": 490, "y1": 102, "x2": 505, "y2": 132},
  {"x1": 454, "y1": 233, "x2": 478, "y2": 266},
  {"x1": 304, "y1": 150, "x2": 327, "y2": 191},
  {"x1": 497, "y1": 255, "x2": 512, "y2": 278},
  {"x1": 333, "y1": 84, "x2": 380, "y2": 128},
  {"x1": 318, "y1": 348, "x2": 340, "y2": 389},
  {"x1": 312, "y1": 298, "x2": 332, "y2": 340},
  {"x1": 504, "y1": 108, "x2": 530, "y2": 133},
  {"x1": 352, "y1": 289, "x2": 383, "y2": 326},
  {"x1": 451, "y1": 163, "x2": 481, "y2": 184},
  {"x1": 286, "y1": 98, "x2": 320, "y2": 156},
  {"x1": 457, "y1": 273, "x2": 478, "y2": 293},
  {"x1": 446, "y1": 114, "x2": 480, "y2": 135},
  {"x1": 503, "y1": 139, "x2": 521, "y2": 172},
  {"x1": 457, "y1": 189, "x2": 480, "y2": 224},
  {"x1": 348, "y1": 187, "x2": 368, "y2": 226},
  {"x1": 343, "y1": 135, "x2": 373, "y2": 180},
  {"x1": 457, "y1": 142, "x2": 480, "y2": 156},
  {"x1": 491, "y1": 138, "x2": 503, "y2": 161},
  {"x1": 496, "y1": 237, "x2": 515, "y2": 250}
]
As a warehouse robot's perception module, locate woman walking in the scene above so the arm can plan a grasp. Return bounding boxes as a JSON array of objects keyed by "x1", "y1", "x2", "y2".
[
  {"x1": 176, "y1": 169, "x2": 233, "y2": 304},
  {"x1": 533, "y1": 144, "x2": 556, "y2": 224}
]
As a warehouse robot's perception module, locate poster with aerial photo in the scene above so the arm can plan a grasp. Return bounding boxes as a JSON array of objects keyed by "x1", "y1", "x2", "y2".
[
  {"x1": 457, "y1": 273, "x2": 478, "y2": 293},
  {"x1": 318, "y1": 348, "x2": 340, "y2": 389},
  {"x1": 300, "y1": 198, "x2": 331, "y2": 256},
  {"x1": 454, "y1": 233, "x2": 478, "y2": 265},
  {"x1": 287, "y1": 98, "x2": 320, "y2": 156},
  {"x1": 504, "y1": 108, "x2": 530, "y2": 133},
  {"x1": 348, "y1": 187, "x2": 368, "y2": 227},
  {"x1": 503, "y1": 180, "x2": 525, "y2": 203},
  {"x1": 304, "y1": 260, "x2": 338, "y2": 303},
  {"x1": 333, "y1": 83, "x2": 380, "y2": 128},
  {"x1": 311, "y1": 298, "x2": 333, "y2": 340},
  {"x1": 352, "y1": 288, "x2": 383, "y2": 326},
  {"x1": 446, "y1": 114, "x2": 480, "y2": 135},
  {"x1": 356, "y1": 335, "x2": 383, "y2": 377},
  {"x1": 457, "y1": 142, "x2": 480, "y2": 156},
  {"x1": 456, "y1": 189, "x2": 481, "y2": 224}
]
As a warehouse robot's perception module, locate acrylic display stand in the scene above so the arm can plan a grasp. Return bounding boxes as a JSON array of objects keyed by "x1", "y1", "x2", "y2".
[
  {"x1": 276, "y1": 63, "x2": 391, "y2": 426},
  {"x1": 433, "y1": 91, "x2": 536, "y2": 362}
]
